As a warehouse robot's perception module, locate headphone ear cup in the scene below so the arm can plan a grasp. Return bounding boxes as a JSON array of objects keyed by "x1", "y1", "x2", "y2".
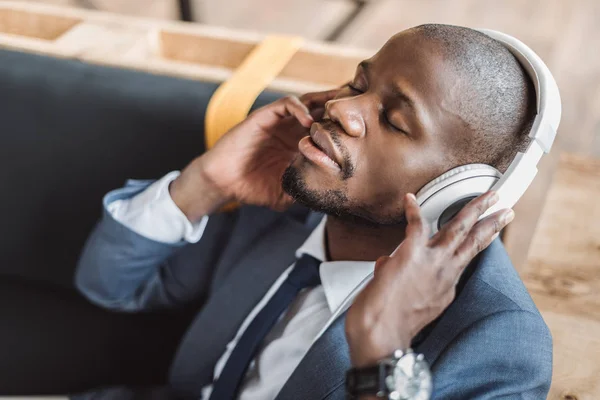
[
  {"x1": 415, "y1": 164, "x2": 502, "y2": 235},
  {"x1": 438, "y1": 196, "x2": 479, "y2": 228}
]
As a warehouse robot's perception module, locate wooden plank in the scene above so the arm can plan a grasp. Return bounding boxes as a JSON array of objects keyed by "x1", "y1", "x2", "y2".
[
  {"x1": 0, "y1": 7, "x2": 80, "y2": 39},
  {"x1": 0, "y1": 1, "x2": 372, "y2": 94},
  {"x1": 542, "y1": 312, "x2": 600, "y2": 400},
  {"x1": 53, "y1": 21, "x2": 148, "y2": 58},
  {"x1": 9, "y1": 0, "x2": 356, "y2": 41},
  {"x1": 521, "y1": 153, "x2": 600, "y2": 400},
  {"x1": 158, "y1": 30, "x2": 257, "y2": 69}
]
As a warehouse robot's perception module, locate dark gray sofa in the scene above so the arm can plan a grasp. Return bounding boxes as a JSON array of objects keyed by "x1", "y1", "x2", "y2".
[{"x1": 0, "y1": 48, "x2": 281, "y2": 395}]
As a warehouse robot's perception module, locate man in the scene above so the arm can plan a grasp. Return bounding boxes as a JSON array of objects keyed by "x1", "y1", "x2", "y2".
[{"x1": 75, "y1": 24, "x2": 552, "y2": 399}]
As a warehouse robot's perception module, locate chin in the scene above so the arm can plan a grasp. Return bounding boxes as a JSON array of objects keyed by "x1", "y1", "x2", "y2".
[
  {"x1": 282, "y1": 164, "x2": 347, "y2": 210},
  {"x1": 282, "y1": 164, "x2": 408, "y2": 226},
  {"x1": 281, "y1": 165, "x2": 372, "y2": 225}
]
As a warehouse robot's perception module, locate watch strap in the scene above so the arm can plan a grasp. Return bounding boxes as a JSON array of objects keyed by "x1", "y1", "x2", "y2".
[{"x1": 346, "y1": 363, "x2": 394, "y2": 399}]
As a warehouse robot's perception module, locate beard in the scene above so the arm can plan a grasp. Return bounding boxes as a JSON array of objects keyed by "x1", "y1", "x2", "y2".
[
  {"x1": 282, "y1": 164, "x2": 349, "y2": 215},
  {"x1": 281, "y1": 163, "x2": 407, "y2": 226}
]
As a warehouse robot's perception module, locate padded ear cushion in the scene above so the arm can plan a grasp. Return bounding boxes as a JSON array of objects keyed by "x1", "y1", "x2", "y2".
[
  {"x1": 416, "y1": 164, "x2": 502, "y2": 235},
  {"x1": 416, "y1": 164, "x2": 501, "y2": 203}
]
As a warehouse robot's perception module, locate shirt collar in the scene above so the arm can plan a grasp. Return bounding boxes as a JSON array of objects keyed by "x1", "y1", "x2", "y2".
[{"x1": 295, "y1": 216, "x2": 375, "y2": 313}]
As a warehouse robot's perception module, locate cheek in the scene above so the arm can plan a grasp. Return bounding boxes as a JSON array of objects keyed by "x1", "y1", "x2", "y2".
[
  {"x1": 345, "y1": 144, "x2": 434, "y2": 208},
  {"x1": 344, "y1": 157, "x2": 404, "y2": 208}
]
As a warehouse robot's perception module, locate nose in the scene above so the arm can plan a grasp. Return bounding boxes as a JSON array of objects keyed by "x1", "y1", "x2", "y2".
[{"x1": 324, "y1": 97, "x2": 366, "y2": 138}]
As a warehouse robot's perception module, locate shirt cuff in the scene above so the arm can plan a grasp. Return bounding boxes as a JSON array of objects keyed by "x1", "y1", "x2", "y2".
[{"x1": 107, "y1": 171, "x2": 208, "y2": 244}]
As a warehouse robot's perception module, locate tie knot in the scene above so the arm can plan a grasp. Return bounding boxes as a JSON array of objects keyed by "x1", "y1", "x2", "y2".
[{"x1": 287, "y1": 254, "x2": 321, "y2": 289}]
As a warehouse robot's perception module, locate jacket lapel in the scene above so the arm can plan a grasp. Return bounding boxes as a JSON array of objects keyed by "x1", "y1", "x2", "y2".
[
  {"x1": 169, "y1": 207, "x2": 314, "y2": 398},
  {"x1": 276, "y1": 315, "x2": 351, "y2": 400}
]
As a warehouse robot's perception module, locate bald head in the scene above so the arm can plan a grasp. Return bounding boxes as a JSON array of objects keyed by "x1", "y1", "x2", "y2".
[{"x1": 412, "y1": 24, "x2": 535, "y2": 172}]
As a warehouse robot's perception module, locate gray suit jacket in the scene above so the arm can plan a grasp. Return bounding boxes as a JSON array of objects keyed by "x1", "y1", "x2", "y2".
[{"x1": 73, "y1": 180, "x2": 552, "y2": 399}]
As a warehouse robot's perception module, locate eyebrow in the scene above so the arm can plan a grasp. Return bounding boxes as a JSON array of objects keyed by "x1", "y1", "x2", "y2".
[{"x1": 358, "y1": 61, "x2": 416, "y2": 111}]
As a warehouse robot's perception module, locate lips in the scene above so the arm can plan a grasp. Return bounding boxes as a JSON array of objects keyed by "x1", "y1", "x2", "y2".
[{"x1": 308, "y1": 123, "x2": 343, "y2": 168}]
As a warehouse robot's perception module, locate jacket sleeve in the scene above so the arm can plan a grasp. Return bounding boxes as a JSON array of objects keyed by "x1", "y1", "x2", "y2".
[
  {"x1": 74, "y1": 179, "x2": 233, "y2": 312},
  {"x1": 430, "y1": 310, "x2": 553, "y2": 399}
]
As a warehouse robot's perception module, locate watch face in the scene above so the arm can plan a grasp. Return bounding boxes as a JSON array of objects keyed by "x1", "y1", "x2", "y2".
[{"x1": 386, "y1": 353, "x2": 432, "y2": 400}]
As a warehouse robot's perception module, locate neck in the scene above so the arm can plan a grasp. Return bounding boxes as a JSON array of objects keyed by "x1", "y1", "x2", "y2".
[{"x1": 325, "y1": 217, "x2": 407, "y2": 261}]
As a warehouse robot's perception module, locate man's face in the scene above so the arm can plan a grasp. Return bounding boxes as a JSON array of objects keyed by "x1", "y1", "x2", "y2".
[{"x1": 282, "y1": 30, "x2": 468, "y2": 224}]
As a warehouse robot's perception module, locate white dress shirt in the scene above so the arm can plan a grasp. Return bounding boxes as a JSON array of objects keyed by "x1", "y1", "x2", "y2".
[{"x1": 108, "y1": 172, "x2": 375, "y2": 400}]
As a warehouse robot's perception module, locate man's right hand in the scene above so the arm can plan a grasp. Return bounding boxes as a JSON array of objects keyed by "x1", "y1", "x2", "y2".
[
  {"x1": 169, "y1": 90, "x2": 340, "y2": 222},
  {"x1": 345, "y1": 191, "x2": 513, "y2": 369}
]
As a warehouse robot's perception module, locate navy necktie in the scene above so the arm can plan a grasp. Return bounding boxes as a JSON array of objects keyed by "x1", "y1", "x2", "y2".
[{"x1": 208, "y1": 254, "x2": 322, "y2": 400}]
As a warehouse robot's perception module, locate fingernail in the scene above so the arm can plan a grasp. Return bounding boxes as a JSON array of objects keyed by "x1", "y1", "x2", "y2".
[
  {"x1": 502, "y1": 209, "x2": 515, "y2": 224},
  {"x1": 407, "y1": 193, "x2": 416, "y2": 202},
  {"x1": 488, "y1": 191, "x2": 499, "y2": 206}
]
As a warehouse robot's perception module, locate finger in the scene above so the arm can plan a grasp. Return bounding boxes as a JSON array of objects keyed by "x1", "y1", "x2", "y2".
[
  {"x1": 300, "y1": 89, "x2": 341, "y2": 109},
  {"x1": 257, "y1": 96, "x2": 314, "y2": 128},
  {"x1": 309, "y1": 107, "x2": 326, "y2": 122},
  {"x1": 389, "y1": 193, "x2": 426, "y2": 258},
  {"x1": 373, "y1": 256, "x2": 390, "y2": 277},
  {"x1": 453, "y1": 208, "x2": 514, "y2": 268},
  {"x1": 275, "y1": 96, "x2": 314, "y2": 127},
  {"x1": 430, "y1": 191, "x2": 499, "y2": 251},
  {"x1": 404, "y1": 193, "x2": 429, "y2": 244}
]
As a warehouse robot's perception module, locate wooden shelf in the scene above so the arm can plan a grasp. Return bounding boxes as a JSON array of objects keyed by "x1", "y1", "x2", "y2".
[
  {"x1": 0, "y1": 7, "x2": 80, "y2": 40},
  {"x1": 0, "y1": 1, "x2": 372, "y2": 94}
]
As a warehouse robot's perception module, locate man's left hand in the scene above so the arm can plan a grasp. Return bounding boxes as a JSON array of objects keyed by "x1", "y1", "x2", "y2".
[{"x1": 345, "y1": 191, "x2": 514, "y2": 368}]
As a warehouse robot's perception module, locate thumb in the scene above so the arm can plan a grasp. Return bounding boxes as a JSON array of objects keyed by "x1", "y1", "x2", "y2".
[{"x1": 373, "y1": 256, "x2": 390, "y2": 277}]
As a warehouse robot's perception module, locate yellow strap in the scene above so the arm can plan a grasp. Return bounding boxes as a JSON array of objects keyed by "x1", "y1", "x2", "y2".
[
  {"x1": 204, "y1": 35, "x2": 304, "y2": 149},
  {"x1": 204, "y1": 35, "x2": 304, "y2": 212}
]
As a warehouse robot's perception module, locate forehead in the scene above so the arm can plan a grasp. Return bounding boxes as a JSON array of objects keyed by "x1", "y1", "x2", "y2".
[
  {"x1": 366, "y1": 31, "x2": 457, "y2": 98},
  {"x1": 363, "y1": 31, "x2": 474, "y2": 153}
]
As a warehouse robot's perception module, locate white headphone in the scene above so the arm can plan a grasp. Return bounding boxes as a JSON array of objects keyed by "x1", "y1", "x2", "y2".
[{"x1": 416, "y1": 29, "x2": 562, "y2": 234}]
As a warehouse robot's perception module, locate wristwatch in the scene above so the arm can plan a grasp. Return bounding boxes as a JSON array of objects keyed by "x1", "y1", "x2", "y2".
[{"x1": 345, "y1": 349, "x2": 432, "y2": 400}]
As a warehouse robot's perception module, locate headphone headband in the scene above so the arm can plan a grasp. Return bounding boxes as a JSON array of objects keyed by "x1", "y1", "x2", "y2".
[
  {"x1": 476, "y1": 29, "x2": 561, "y2": 218},
  {"x1": 477, "y1": 29, "x2": 561, "y2": 154}
]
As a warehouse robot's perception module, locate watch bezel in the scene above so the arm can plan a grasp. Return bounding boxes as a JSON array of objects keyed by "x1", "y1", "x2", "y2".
[
  {"x1": 387, "y1": 350, "x2": 432, "y2": 400},
  {"x1": 346, "y1": 349, "x2": 432, "y2": 400}
]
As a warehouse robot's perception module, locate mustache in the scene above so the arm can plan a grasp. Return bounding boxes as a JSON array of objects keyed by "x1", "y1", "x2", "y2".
[{"x1": 319, "y1": 119, "x2": 355, "y2": 180}]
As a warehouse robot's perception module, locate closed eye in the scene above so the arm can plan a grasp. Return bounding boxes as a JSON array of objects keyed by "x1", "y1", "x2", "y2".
[
  {"x1": 347, "y1": 83, "x2": 364, "y2": 94},
  {"x1": 384, "y1": 113, "x2": 407, "y2": 134}
]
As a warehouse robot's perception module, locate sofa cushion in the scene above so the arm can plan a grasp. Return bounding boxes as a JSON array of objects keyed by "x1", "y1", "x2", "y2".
[{"x1": 0, "y1": 49, "x2": 282, "y2": 288}]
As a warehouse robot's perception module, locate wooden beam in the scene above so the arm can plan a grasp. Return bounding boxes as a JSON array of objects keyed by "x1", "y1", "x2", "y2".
[{"x1": 0, "y1": 1, "x2": 372, "y2": 94}]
